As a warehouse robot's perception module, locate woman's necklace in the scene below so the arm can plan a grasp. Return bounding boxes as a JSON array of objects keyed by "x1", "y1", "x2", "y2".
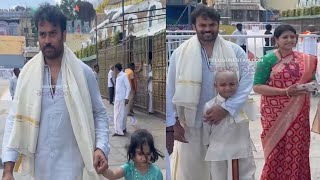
[
  {"x1": 132, "y1": 164, "x2": 151, "y2": 180},
  {"x1": 278, "y1": 50, "x2": 294, "y2": 59}
]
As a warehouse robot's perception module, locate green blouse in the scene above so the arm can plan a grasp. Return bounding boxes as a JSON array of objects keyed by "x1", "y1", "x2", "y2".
[
  {"x1": 121, "y1": 161, "x2": 163, "y2": 180},
  {"x1": 254, "y1": 52, "x2": 316, "y2": 85},
  {"x1": 254, "y1": 53, "x2": 278, "y2": 85}
]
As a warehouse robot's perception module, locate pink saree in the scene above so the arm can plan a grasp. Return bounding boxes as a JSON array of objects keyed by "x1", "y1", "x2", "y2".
[{"x1": 260, "y1": 51, "x2": 316, "y2": 180}]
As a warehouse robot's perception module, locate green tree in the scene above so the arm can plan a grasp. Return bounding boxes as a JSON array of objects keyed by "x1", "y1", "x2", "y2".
[
  {"x1": 15, "y1": 6, "x2": 25, "y2": 11},
  {"x1": 60, "y1": 0, "x2": 77, "y2": 20},
  {"x1": 76, "y1": 1, "x2": 96, "y2": 22},
  {"x1": 111, "y1": 31, "x2": 121, "y2": 45}
]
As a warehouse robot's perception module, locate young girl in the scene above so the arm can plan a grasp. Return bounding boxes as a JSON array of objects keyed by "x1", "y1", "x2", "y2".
[{"x1": 103, "y1": 129, "x2": 164, "y2": 180}]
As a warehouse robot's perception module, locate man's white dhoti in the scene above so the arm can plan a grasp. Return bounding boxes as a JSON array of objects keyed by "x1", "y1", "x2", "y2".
[
  {"x1": 204, "y1": 95, "x2": 256, "y2": 180},
  {"x1": 166, "y1": 149, "x2": 171, "y2": 180},
  {"x1": 148, "y1": 91, "x2": 153, "y2": 113},
  {"x1": 210, "y1": 157, "x2": 255, "y2": 180},
  {"x1": 123, "y1": 105, "x2": 128, "y2": 131},
  {"x1": 170, "y1": 125, "x2": 210, "y2": 180},
  {"x1": 114, "y1": 100, "x2": 125, "y2": 135}
]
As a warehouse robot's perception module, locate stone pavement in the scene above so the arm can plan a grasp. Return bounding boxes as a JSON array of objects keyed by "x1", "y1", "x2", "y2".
[{"x1": 0, "y1": 79, "x2": 166, "y2": 180}]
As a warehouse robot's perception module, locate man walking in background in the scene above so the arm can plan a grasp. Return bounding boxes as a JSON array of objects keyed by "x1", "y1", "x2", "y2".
[
  {"x1": 125, "y1": 63, "x2": 136, "y2": 116},
  {"x1": 147, "y1": 63, "x2": 154, "y2": 114},
  {"x1": 108, "y1": 65, "x2": 115, "y2": 105},
  {"x1": 94, "y1": 64, "x2": 100, "y2": 82},
  {"x1": 232, "y1": 23, "x2": 248, "y2": 52},
  {"x1": 9, "y1": 68, "x2": 20, "y2": 100},
  {"x1": 263, "y1": 24, "x2": 275, "y2": 55},
  {"x1": 301, "y1": 24, "x2": 318, "y2": 56},
  {"x1": 113, "y1": 63, "x2": 131, "y2": 136}
]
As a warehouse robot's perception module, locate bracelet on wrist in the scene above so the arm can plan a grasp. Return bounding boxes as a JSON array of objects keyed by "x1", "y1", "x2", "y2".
[{"x1": 286, "y1": 89, "x2": 290, "y2": 97}]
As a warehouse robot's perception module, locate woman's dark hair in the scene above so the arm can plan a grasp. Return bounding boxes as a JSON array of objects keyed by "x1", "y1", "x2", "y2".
[
  {"x1": 115, "y1": 63, "x2": 122, "y2": 71},
  {"x1": 274, "y1": 24, "x2": 296, "y2": 38},
  {"x1": 191, "y1": 4, "x2": 220, "y2": 25},
  {"x1": 127, "y1": 129, "x2": 164, "y2": 163},
  {"x1": 34, "y1": 3, "x2": 67, "y2": 32}
]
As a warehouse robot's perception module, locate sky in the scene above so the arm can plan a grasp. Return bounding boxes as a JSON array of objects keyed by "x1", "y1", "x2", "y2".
[
  {"x1": 0, "y1": 0, "x2": 101, "y2": 9},
  {"x1": 0, "y1": 0, "x2": 57, "y2": 9}
]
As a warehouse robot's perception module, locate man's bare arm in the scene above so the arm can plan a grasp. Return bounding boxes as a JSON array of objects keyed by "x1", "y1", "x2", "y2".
[{"x1": 3, "y1": 162, "x2": 15, "y2": 176}]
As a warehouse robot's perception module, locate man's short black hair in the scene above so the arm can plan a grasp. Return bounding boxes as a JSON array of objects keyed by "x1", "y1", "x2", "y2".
[
  {"x1": 34, "y1": 3, "x2": 67, "y2": 32},
  {"x1": 236, "y1": 23, "x2": 242, "y2": 28},
  {"x1": 115, "y1": 63, "x2": 123, "y2": 71},
  {"x1": 266, "y1": 24, "x2": 272, "y2": 31},
  {"x1": 13, "y1": 68, "x2": 20, "y2": 72},
  {"x1": 94, "y1": 64, "x2": 99, "y2": 69},
  {"x1": 129, "y1": 63, "x2": 135, "y2": 68},
  {"x1": 191, "y1": 5, "x2": 220, "y2": 25}
]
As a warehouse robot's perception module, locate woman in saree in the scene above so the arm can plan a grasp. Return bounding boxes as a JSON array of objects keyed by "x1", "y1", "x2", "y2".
[{"x1": 253, "y1": 24, "x2": 317, "y2": 179}]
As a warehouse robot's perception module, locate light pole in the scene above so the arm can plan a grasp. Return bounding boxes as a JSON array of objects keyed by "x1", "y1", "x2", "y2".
[
  {"x1": 227, "y1": 0, "x2": 231, "y2": 24},
  {"x1": 95, "y1": 15, "x2": 98, "y2": 65},
  {"x1": 122, "y1": 0, "x2": 125, "y2": 35},
  {"x1": 122, "y1": 0, "x2": 126, "y2": 67}
]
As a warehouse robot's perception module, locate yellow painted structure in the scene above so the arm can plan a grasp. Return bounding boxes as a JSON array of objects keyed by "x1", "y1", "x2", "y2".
[
  {"x1": 65, "y1": 33, "x2": 92, "y2": 52},
  {"x1": 264, "y1": 0, "x2": 298, "y2": 10},
  {"x1": 0, "y1": 36, "x2": 25, "y2": 55}
]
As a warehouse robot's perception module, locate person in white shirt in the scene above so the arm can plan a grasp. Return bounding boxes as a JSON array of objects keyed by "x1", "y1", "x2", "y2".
[
  {"x1": 147, "y1": 63, "x2": 154, "y2": 113},
  {"x1": 93, "y1": 64, "x2": 99, "y2": 84},
  {"x1": 113, "y1": 63, "x2": 131, "y2": 136},
  {"x1": 232, "y1": 23, "x2": 248, "y2": 52},
  {"x1": 9, "y1": 68, "x2": 20, "y2": 100},
  {"x1": 203, "y1": 71, "x2": 255, "y2": 180},
  {"x1": 108, "y1": 65, "x2": 115, "y2": 104},
  {"x1": 301, "y1": 25, "x2": 318, "y2": 56}
]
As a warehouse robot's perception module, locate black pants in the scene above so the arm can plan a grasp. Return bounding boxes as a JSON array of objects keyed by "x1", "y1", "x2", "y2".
[
  {"x1": 108, "y1": 87, "x2": 114, "y2": 104},
  {"x1": 240, "y1": 45, "x2": 247, "y2": 52}
]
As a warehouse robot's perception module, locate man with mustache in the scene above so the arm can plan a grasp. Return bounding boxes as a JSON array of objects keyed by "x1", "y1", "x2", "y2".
[
  {"x1": 2, "y1": 4, "x2": 109, "y2": 180},
  {"x1": 166, "y1": 5, "x2": 254, "y2": 180}
]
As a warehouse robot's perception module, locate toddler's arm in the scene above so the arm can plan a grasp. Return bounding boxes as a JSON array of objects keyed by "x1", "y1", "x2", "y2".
[{"x1": 102, "y1": 167, "x2": 124, "y2": 180}]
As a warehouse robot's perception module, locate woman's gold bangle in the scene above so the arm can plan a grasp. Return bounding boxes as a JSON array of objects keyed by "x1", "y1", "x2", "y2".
[{"x1": 286, "y1": 89, "x2": 291, "y2": 97}]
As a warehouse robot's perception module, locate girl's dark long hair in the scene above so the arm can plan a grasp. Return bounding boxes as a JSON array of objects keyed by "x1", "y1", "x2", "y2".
[{"x1": 127, "y1": 129, "x2": 164, "y2": 163}]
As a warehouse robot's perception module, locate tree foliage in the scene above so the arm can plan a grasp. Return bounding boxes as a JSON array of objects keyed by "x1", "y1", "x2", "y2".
[
  {"x1": 15, "y1": 6, "x2": 25, "y2": 11},
  {"x1": 281, "y1": 6, "x2": 320, "y2": 17},
  {"x1": 60, "y1": 0, "x2": 77, "y2": 20},
  {"x1": 76, "y1": 1, "x2": 96, "y2": 22}
]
